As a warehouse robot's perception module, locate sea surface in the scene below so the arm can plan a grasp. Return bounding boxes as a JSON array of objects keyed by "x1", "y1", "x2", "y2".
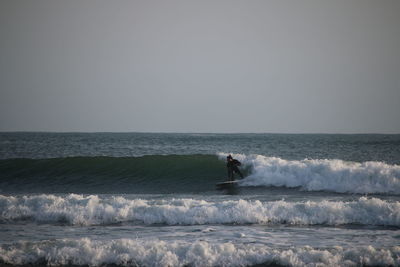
[{"x1": 0, "y1": 132, "x2": 399, "y2": 266}]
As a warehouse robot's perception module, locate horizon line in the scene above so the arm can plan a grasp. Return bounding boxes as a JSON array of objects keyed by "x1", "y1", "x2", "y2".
[{"x1": 1, "y1": 130, "x2": 399, "y2": 135}]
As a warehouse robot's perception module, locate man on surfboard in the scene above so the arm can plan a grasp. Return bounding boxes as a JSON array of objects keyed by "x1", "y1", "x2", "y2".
[{"x1": 226, "y1": 155, "x2": 243, "y2": 181}]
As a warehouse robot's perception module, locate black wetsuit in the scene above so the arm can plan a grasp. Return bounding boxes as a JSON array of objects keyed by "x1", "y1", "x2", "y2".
[{"x1": 227, "y1": 159, "x2": 243, "y2": 181}]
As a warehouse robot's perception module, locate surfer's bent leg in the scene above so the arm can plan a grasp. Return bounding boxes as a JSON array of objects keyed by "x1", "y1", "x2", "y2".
[
  {"x1": 227, "y1": 167, "x2": 234, "y2": 181},
  {"x1": 233, "y1": 166, "x2": 244, "y2": 179}
]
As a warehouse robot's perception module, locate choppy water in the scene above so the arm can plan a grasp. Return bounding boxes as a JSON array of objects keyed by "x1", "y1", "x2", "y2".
[{"x1": 0, "y1": 132, "x2": 399, "y2": 266}]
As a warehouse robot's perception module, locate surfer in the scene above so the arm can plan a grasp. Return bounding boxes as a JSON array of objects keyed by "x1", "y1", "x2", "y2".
[{"x1": 226, "y1": 155, "x2": 243, "y2": 181}]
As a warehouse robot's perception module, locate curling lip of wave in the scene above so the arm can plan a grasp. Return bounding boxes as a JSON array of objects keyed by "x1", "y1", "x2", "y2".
[
  {"x1": 218, "y1": 153, "x2": 400, "y2": 194},
  {"x1": 0, "y1": 238, "x2": 399, "y2": 267},
  {"x1": 0, "y1": 194, "x2": 399, "y2": 227}
]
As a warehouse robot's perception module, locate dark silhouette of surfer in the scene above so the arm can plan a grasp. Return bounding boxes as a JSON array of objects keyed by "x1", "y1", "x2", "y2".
[{"x1": 226, "y1": 155, "x2": 243, "y2": 181}]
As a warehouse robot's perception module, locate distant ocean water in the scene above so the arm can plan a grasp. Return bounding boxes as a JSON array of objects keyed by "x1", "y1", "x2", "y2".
[{"x1": 0, "y1": 132, "x2": 399, "y2": 266}]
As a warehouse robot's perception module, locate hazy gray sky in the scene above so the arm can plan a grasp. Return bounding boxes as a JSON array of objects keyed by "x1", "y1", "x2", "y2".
[{"x1": 1, "y1": 0, "x2": 399, "y2": 133}]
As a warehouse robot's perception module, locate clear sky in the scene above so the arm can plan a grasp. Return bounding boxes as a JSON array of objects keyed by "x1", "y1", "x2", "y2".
[{"x1": 1, "y1": 0, "x2": 399, "y2": 133}]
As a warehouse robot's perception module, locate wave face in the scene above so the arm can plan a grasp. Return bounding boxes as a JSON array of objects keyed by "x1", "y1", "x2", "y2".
[
  {"x1": 1, "y1": 153, "x2": 400, "y2": 194},
  {"x1": 1, "y1": 194, "x2": 399, "y2": 227},
  {"x1": 219, "y1": 153, "x2": 400, "y2": 195},
  {"x1": 1, "y1": 238, "x2": 399, "y2": 267},
  {"x1": 0, "y1": 155, "x2": 226, "y2": 193}
]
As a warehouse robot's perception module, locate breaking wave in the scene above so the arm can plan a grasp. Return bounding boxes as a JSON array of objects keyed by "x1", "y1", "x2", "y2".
[
  {"x1": 218, "y1": 153, "x2": 400, "y2": 194},
  {"x1": 1, "y1": 238, "x2": 399, "y2": 267},
  {"x1": 1, "y1": 194, "x2": 399, "y2": 227},
  {"x1": 1, "y1": 153, "x2": 399, "y2": 194}
]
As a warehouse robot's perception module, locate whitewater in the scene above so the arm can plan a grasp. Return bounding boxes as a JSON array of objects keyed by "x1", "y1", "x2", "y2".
[
  {"x1": 1, "y1": 194, "x2": 399, "y2": 226},
  {"x1": 218, "y1": 153, "x2": 400, "y2": 194},
  {"x1": 0, "y1": 132, "x2": 399, "y2": 266}
]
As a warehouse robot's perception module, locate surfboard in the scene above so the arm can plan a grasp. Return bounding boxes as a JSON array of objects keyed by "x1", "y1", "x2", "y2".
[{"x1": 216, "y1": 180, "x2": 239, "y2": 188}]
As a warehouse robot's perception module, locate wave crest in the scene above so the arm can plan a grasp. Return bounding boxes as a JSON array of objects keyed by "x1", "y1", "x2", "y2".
[
  {"x1": 1, "y1": 238, "x2": 399, "y2": 267},
  {"x1": 1, "y1": 194, "x2": 399, "y2": 227}
]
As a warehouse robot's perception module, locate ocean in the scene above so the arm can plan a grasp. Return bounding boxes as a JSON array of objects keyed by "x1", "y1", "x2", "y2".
[{"x1": 0, "y1": 132, "x2": 399, "y2": 266}]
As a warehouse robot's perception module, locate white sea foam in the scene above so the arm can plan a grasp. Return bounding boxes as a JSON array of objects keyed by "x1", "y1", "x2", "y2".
[
  {"x1": 0, "y1": 194, "x2": 399, "y2": 226},
  {"x1": 0, "y1": 238, "x2": 399, "y2": 267},
  {"x1": 218, "y1": 153, "x2": 400, "y2": 194}
]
